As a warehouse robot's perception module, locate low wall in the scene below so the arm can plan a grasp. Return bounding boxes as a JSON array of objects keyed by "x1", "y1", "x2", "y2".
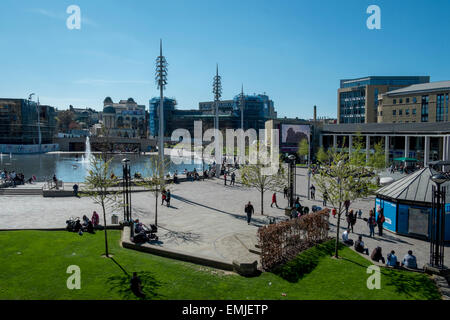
[{"x1": 121, "y1": 227, "x2": 234, "y2": 271}]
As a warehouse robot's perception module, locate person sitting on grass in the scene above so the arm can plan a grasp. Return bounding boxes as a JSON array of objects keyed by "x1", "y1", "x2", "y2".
[
  {"x1": 386, "y1": 250, "x2": 398, "y2": 267},
  {"x1": 91, "y1": 211, "x2": 99, "y2": 227},
  {"x1": 370, "y1": 246, "x2": 385, "y2": 264},
  {"x1": 342, "y1": 229, "x2": 354, "y2": 246},
  {"x1": 401, "y1": 250, "x2": 418, "y2": 269},
  {"x1": 354, "y1": 235, "x2": 369, "y2": 255}
]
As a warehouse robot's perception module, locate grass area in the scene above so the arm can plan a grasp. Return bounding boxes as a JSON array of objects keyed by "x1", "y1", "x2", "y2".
[{"x1": 0, "y1": 230, "x2": 441, "y2": 300}]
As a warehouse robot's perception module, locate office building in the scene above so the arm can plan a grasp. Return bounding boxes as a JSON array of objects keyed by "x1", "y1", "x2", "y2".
[
  {"x1": 338, "y1": 76, "x2": 430, "y2": 124},
  {"x1": 377, "y1": 80, "x2": 450, "y2": 123}
]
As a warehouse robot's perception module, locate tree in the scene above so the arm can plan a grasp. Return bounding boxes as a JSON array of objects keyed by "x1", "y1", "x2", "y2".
[
  {"x1": 241, "y1": 152, "x2": 287, "y2": 215},
  {"x1": 313, "y1": 145, "x2": 383, "y2": 258},
  {"x1": 82, "y1": 155, "x2": 120, "y2": 257},
  {"x1": 137, "y1": 156, "x2": 171, "y2": 227},
  {"x1": 297, "y1": 138, "x2": 309, "y2": 163},
  {"x1": 56, "y1": 110, "x2": 75, "y2": 131},
  {"x1": 316, "y1": 146, "x2": 329, "y2": 164}
]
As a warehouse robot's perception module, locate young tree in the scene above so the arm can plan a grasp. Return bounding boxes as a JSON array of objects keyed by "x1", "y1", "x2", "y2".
[
  {"x1": 316, "y1": 146, "x2": 329, "y2": 164},
  {"x1": 297, "y1": 138, "x2": 309, "y2": 163},
  {"x1": 241, "y1": 149, "x2": 287, "y2": 215},
  {"x1": 82, "y1": 155, "x2": 121, "y2": 257},
  {"x1": 137, "y1": 156, "x2": 171, "y2": 227},
  {"x1": 313, "y1": 142, "x2": 384, "y2": 258}
]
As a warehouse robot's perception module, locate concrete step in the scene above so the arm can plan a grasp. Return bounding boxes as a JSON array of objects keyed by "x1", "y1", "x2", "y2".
[{"x1": 0, "y1": 188, "x2": 43, "y2": 196}]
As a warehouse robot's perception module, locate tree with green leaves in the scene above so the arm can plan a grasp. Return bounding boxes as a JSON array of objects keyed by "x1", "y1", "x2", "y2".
[
  {"x1": 316, "y1": 146, "x2": 329, "y2": 164},
  {"x1": 313, "y1": 143, "x2": 384, "y2": 258},
  {"x1": 82, "y1": 155, "x2": 121, "y2": 257},
  {"x1": 298, "y1": 138, "x2": 309, "y2": 163}
]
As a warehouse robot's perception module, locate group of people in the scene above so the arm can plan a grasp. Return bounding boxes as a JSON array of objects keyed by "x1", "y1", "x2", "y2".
[
  {"x1": 161, "y1": 189, "x2": 171, "y2": 206},
  {"x1": 0, "y1": 169, "x2": 32, "y2": 187},
  {"x1": 342, "y1": 232, "x2": 418, "y2": 269},
  {"x1": 223, "y1": 171, "x2": 236, "y2": 186},
  {"x1": 132, "y1": 219, "x2": 158, "y2": 243},
  {"x1": 66, "y1": 211, "x2": 100, "y2": 235}
]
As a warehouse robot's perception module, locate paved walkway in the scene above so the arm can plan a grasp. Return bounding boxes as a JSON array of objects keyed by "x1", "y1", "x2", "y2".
[{"x1": 0, "y1": 167, "x2": 448, "y2": 268}]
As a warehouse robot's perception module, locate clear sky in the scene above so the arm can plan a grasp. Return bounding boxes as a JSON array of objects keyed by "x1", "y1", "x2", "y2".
[{"x1": 1, "y1": 0, "x2": 449, "y2": 119}]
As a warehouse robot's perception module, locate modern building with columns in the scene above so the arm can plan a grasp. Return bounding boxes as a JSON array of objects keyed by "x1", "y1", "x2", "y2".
[{"x1": 320, "y1": 122, "x2": 450, "y2": 166}]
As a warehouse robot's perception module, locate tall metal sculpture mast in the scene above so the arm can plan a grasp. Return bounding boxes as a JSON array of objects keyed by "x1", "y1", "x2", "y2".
[
  {"x1": 239, "y1": 84, "x2": 245, "y2": 131},
  {"x1": 212, "y1": 64, "x2": 222, "y2": 175},
  {"x1": 156, "y1": 39, "x2": 168, "y2": 168}
]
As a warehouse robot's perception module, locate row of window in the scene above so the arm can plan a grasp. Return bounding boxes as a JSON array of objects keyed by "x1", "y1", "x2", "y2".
[
  {"x1": 391, "y1": 108, "x2": 417, "y2": 116},
  {"x1": 392, "y1": 97, "x2": 417, "y2": 104}
]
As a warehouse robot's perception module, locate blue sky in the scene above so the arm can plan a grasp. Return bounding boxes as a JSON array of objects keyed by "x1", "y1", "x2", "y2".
[{"x1": 1, "y1": 0, "x2": 449, "y2": 119}]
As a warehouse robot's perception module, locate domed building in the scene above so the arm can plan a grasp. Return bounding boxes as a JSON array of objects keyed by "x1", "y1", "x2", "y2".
[{"x1": 100, "y1": 97, "x2": 147, "y2": 138}]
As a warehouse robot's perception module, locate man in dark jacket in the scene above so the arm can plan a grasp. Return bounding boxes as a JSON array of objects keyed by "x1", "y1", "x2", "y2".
[{"x1": 245, "y1": 201, "x2": 254, "y2": 225}]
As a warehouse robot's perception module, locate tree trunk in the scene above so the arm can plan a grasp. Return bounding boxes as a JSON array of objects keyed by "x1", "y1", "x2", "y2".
[
  {"x1": 102, "y1": 202, "x2": 109, "y2": 257},
  {"x1": 261, "y1": 190, "x2": 264, "y2": 215},
  {"x1": 335, "y1": 203, "x2": 342, "y2": 258},
  {"x1": 155, "y1": 191, "x2": 158, "y2": 227}
]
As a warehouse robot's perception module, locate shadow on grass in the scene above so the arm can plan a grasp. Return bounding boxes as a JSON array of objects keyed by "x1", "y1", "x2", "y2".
[
  {"x1": 107, "y1": 271, "x2": 164, "y2": 300},
  {"x1": 381, "y1": 268, "x2": 441, "y2": 300}
]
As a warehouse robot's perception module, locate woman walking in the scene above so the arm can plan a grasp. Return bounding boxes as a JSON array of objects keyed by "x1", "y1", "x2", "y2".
[
  {"x1": 368, "y1": 210, "x2": 376, "y2": 237},
  {"x1": 377, "y1": 208, "x2": 385, "y2": 236}
]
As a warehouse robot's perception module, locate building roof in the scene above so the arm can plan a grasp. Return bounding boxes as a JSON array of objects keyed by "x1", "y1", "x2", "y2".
[
  {"x1": 103, "y1": 106, "x2": 116, "y2": 114},
  {"x1": 322, "y1": 122, "x2": 450, "y2": 134},
  {"x1": 384, "y1": 80, "x2": 450, "y2": 96},
  {"x1": 376, "y1": 167, "x2": 450, "y2": 203}
]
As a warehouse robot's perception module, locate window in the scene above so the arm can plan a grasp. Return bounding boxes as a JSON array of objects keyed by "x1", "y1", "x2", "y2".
[
  {"x1": 446, "y1": 94, "x2": 449, "y2": 122},
  {"x1": 406, "y1": 109, "x2": 409, "y2": 115},
  {"x1": 393, "y1": 110, "x2": 397, "y2": 116},
  {"x1": 412, "y1": 109, "x2": 416, "y2": 115},
  {"x1": 399, "y1": 98, "x2": 403, "y2": 104},
  {"x1": 436, "y1": 94, "x2": 444, "y2": 122},
  {"x1": 393, "y1": 99, "x2": 397, "y2": 104},
  {"x1": 406, "y1": 98, "x2": 410, "y2": 103},
  {"x1": 399, "y1": 109, "x2": 403, "y2": 115},
  {"x1": 421, "y1": 95, "x2": 429, "y2": 122},
  {"x1": 413, "y1": 97, "x2": 417, "y2": 103}
]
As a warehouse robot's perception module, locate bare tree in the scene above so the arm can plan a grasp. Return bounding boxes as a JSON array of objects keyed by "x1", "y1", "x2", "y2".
[{"x1": 82, "y1": 155, "x2": 121, "y2": 257}]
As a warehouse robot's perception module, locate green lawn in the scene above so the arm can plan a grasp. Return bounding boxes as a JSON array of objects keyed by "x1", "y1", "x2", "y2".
[{"x1": 0, "y1": 230, "x2": 441, "y2": 300}]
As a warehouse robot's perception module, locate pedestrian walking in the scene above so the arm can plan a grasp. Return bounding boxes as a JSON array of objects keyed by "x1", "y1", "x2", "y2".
[
  {"x1": 231, "y1": 172, "x2": 235, "y2": 186},
  {"x1": 271, "y1": 192, "x2": 279, "y2": 208},
  {"x1": 347, "y1": 209, "x2": 354, "y2": 232},
  {"x1": 166, "y1": 189, "x2": 171, "y2": 207},
  {"x1": 161, "y1": 189, "x2": 167, "y2": 205},
  {"x1": 245, "y1": 201, "x2": 254, "y2": 225},
  {"x1": 344, "y1": 199, "x2": 350, "y2": 215},
  {"x1": 310, "y1": 185, "x2": 316, "y2": 200},
  {"x1": 224, "y1": 172, "x2": 227, "y2": 185},
  {"x1": 283, "y1": 186, "x2": 288, "y2": 199},
  {"x1": 72, "y1": 183, "x2": 79, "y2": 198},
  {"x1": 377, "y1": 208, "x2": 385, "y2": 236},
  {"x1": 332, "y1": 207, "x2": 337, "y2": 218},
  {"x1": 357, "y1": 208, "x2": 362, "y2": 219},
  {"x1": 368, "y1": 209, "x2": 376, "y2": 237},
  {"x1": 322, "y1": 191, "x2": 328, "y2": 207}
]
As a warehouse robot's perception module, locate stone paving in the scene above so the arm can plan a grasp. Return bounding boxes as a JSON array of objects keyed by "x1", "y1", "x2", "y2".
[{"x1": 0, "y1": 166, "x2": 449, "y2": 268}]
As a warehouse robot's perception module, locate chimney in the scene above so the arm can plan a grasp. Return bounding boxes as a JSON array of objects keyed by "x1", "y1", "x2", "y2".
[{"x1": 313, "y1": 105, "x2": 317, "y2": 122}]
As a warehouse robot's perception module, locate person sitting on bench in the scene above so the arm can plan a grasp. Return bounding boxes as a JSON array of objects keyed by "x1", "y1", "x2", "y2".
[
  {"x1": 370, "y1": 246, "x2": 385, "y2": 264},
  {"x1": 342, "y1": 229, "x2": 354, "y2": 246}
]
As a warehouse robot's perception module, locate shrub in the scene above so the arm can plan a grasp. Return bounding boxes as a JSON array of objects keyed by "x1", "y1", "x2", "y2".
[
  {"x1": 258, "y1": 209, "x2": 330, "y2": 271},
  {"x1": 273, "y1": 239, "x2": 343, "y2": 283}
]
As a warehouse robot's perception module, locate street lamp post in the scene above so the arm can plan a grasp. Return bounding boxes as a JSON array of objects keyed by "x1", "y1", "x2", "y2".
[
  {"x1": 430, "y1": 173, "x2": 447, "y2": 269},
  {"x1": 122, "y1": 158, "x2": 132, "y2": 229},
  {"x1": 288, "y1": 154, "x2": 296, "y2": 208}
]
